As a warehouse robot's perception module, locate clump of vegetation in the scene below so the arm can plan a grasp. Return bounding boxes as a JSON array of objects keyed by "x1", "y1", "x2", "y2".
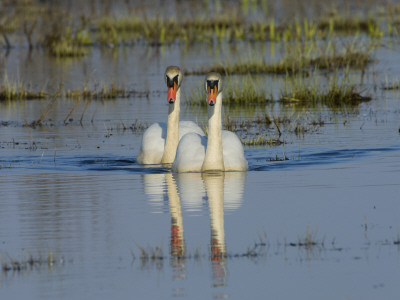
[
  {"x1": 185, "y1": 75, "x2": 272, "y2": 106},
  {"x1": 43, "y1": 24, "x2": 91, "y2": 57},
  {"x1": 0, "y1": 75, "x2": 47, "y2": 100},
  {"x1": 287, "y1": 227, "x2": 325, "y2": 251},
  {"x1": 0, "y1": 1, "x2": 394, "y2": 55},
  {"x1": 223, "y1": 75, "x2": 273, "y2": 104},
  {"x1": 101, "y1": 120, "x2": 149, "y2": 135},
  {"x1": 1, "y1": 250, "x2": 61, "y2": 273},
  {"x1": 66, "y1": 83, "x2": 126, "y2": 99},
  {"x1": 185, "y1": 43, "x2": 373, "y2": 76},
  {"x1": 269, "y1": 154, "x2": 289, "y2": 161},
  {"x1": 317, "y1": 14, "x2": 377, "y2": 34},
  {"x1": 0, "y1": 0, "x2": 399, "y2": 57},
  {"x1": 279, "y1": 74, "x2": 372, "y2": 107},
  {"x1": 241, "y1": 135, "x2": 283, "y2": 146},
  {"x1": 184, "y1": 57, "x2": 302, "y2": 76},
  {"x1": 308, "y1": 50, "x2": 373, "y2": 71},
  {"x1": 65, "y1": 82, "x2": 150, "y2": 100},
  {"x1": 381, "y1": 76, "x2": 400, "y2": 90}
]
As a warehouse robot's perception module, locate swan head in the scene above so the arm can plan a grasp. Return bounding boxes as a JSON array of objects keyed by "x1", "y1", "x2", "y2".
[
  {"x1": 165, "y1": 66, "x2": 183, "y2": 104},
  {"x1": 205, "y1": 72, "x2": 222, "y2": 106}
]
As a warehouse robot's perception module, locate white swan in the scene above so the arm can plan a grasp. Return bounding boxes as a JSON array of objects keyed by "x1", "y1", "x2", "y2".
[
  {"x1": 136, "y1": 66, "x2": 205, "y2": 164},
  {"x1": 172, "y1": 72, "x2": 248, "y2": 172}
]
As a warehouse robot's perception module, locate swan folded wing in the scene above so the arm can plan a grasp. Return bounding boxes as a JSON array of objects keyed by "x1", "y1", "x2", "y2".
[
  {"x1": 172, "y1": 133, "x2": 206, "y2": 173},
  {"x1": 136, "y1": 122, "x2": 167, "y2": 164},
  {"x1": 178, "y1": 121, "x2": 205, "y2": 139},
  {"x1": 222, "y1": 130, "x2": 248, "y2": 171}
]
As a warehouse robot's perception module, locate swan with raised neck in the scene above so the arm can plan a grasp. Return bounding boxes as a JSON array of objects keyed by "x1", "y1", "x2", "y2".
[
  {"x1": 161, "y1": 66, "x2": 182, "y2": 164},
  {"x1": 136, "y1": 66, "x2": 204, "y2": 165},
  {"x1": 172, "y1": 72, "x2": 247, "y2": 172},
  {"x1": 202, "y1": 72, "x2": 224, "y2": 172}
]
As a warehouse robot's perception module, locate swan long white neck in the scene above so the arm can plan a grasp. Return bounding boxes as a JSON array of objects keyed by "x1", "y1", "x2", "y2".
[
  {"x1": 202, "y1": 92, "x2": 224, "y2": 172},
  {"x1": 161, "y1": 88, "x2": 181, "y2": 164}
]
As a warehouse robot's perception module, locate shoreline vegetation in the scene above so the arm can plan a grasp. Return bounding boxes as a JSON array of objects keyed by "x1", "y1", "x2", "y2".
[
  {"x1": 0, "y1": 1, "x2": 399, "y2": 56},
  {"x1": 0, "y1": 0, "x2": 387, "y2": 146},
  {"x1": 184, "y1": 43, "x2": 374, "y2": 76}
]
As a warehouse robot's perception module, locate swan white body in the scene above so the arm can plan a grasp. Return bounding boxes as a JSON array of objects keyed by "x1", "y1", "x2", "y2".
[
  {"x1": 137, "y1": 121, "x2": 205, "y2": 164},
  {"x1": 136, "y1": 66, "x2": 204, "y2": 165},
  {"x1": 172, "y1": 73, "x2": 247, "y2": 172}
]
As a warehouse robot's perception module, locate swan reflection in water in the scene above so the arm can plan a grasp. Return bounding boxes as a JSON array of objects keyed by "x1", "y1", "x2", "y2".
[{"x1": 142, "y1": 171, "x2": 246, "y2": 288}]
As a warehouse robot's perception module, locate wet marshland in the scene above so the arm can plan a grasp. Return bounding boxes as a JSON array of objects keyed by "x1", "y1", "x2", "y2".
[{"x1": 1, "y1": 0, "x2": 400, "y2": 299}]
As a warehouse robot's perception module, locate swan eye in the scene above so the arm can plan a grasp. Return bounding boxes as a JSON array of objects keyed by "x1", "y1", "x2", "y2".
[
  {"x1": 207, "y1": 80, "x2": 218, "y2": 91},
  {"x1": 166, "y1": 75, "x2": 179, "y2": 88}
]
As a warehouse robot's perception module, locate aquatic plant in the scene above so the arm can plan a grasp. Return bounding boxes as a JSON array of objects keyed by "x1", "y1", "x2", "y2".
[
  {"x1": 241, "y1": 135, "x2": 283, "y2": 146},
  {"x1": 0, "y1": 75, "x2": 47, "y2": 100},
  {"x1": 28, "y1": 83, "x2": 63, "y2": 127},
  {"x1": 269, "y1": 154, "x2": 289, "y2": 161},
  {"x1": 317, "y1": 15, "x2": 377, "y2": 34},
  {"x1": 279, "y1": 73, "x2": 371, "y2": 107},
  {"x1": 185, "y1": 75, "x2": 272, "y2": 106},
  {"x1": 1, "y1": 250, "x2": 60, "y2": 273},
  {"x1": 287, "y1": 227, "x2": 325, "y2": 252},
  {"x1": 65, "y1": 83, "x2": 149, "y2": 100},
  {"x1": 43, "y1": 24, "x2": 91, "y2": 57},
  {"x1": 185, "y1": 42, "x2": 374, "y2": 76},
  {"x1": 381, "y1": 76, "x2": 400, "y2": 90}
]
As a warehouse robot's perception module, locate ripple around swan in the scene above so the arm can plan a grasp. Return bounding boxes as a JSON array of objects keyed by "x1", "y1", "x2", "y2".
[{"x1": 1, "y1": 145, "x2": 399, "y2": 174}]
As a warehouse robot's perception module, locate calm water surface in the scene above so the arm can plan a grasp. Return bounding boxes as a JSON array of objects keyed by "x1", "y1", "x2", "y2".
[{"x1": 0, "y1": 45, "x2": 400, "y2": 299}]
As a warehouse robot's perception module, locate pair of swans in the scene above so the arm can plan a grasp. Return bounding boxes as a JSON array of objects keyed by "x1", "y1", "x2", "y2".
[{"x1": 136, "y1": 66, "x2": 248, "y2": 173}]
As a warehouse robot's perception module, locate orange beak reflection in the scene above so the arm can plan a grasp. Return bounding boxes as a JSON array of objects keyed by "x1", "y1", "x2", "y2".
[
  {"x1": 168, "y1": 82, "x2": 177, "y2": 104},
  {"x1": 207, "y1": 86, "x2": 217, "y2": 106}
]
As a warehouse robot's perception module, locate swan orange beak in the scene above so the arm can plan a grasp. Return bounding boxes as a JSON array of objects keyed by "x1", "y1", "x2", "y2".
[
  {"x1": 207, "y1": 86, "x2": 217, "y2": 106},
  {"x1": 167, "y1": 82, "x2": 177, "y2": 104}
]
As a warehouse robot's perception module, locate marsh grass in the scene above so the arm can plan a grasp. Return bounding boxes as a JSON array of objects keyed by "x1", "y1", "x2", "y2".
[
  {"x1": 381, "y1": 76, "x2": 400, "y2": 90},
  {"x1": 184, "y1": 57, "x2": 303, "y2": 76},
  {"x1": 43, "y1": 23, "x2": 91, "y2": 57},
  {"x1": 92, "y1": 9, "x2": 392, "y2": 46},
  {"x1": 185, "y1": 75, "x2": 272, "y2": 106},
  {"x1": 103, "y1": 120, "x2": 149, "y2": 134},
  {"x1": 28, "y1": 83, "x2": 63, "y2": 127},
  {"x1": 1, "y1": 250, "x2": 59, "y2": 273},
  {"x1": 280, "y1": 74, "x2": 371, "y2": 107},
  {"x1": 269, "y1": 154, "x2": 289, "y2": 161},
  {"x1": 185, "y1": 44, "x2": 373, "y2": 76},
  {"x1": 308, "y1": 50, "x2": 373, "y2": 71},
  {"x1": 1, "y1": 1, "x2": 397, "y2": 55},
  {"x1": 317, "y1": 15, "x2": 377, "y2": 34},
  {"x1": 132, "y1": 227, "x2": 332, "y2": 268},
  {"x1": 66, "y1": 84, "x2": 126, "y2": 99},
  {"x1": 133, "y1": 236, "x2": 269, "y2": 266},
  {"x1": 65, "y1": 83, "x2": 149, "y2": 100},
  {"x1": 0, "y1": 75, "x2": 47, "y2": 100},
  {"x1": 241, "y1": 135, "x2": 283, "y2": 146},
  {"x1": 224, "y1": 75, "x2": 273, "y2": 104},
  {"x1": 287, "y1": 227, "x2": 325, "y2": 252},
  {"x1": 223, "y1": 110, "x2": 321, "y2": 146}
]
